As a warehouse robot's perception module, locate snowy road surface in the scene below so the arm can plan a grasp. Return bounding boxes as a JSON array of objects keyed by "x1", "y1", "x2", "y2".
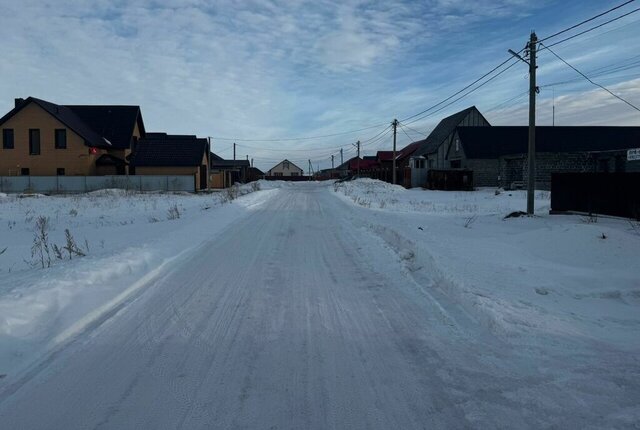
[{"x1": 0, "y1": 183, "x2": 638, "y2": 429}]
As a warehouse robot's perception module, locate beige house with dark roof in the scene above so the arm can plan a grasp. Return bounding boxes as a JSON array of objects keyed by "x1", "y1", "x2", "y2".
[
  {"x1": 267, "y1": 159, "x2": 304, "y2": 177},
  {"x1": 0, "y1": 97, "x2": 145, "y2": 176}
]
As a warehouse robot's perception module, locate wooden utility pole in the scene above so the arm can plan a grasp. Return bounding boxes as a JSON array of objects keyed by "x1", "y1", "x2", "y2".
[
  {"x1": 340, "y1": 148, "x2": 343, "y2": 166},
  {"x1": 233, "y1": 143, "x2": 236, "y2": 161},
  {"x1": 527, "y1": 32, "x2": 537, "y2": 215},
  {"x1": 331, "y1": 154, "x2": 334, "y2": 169},
  {"x1": 392, "y1": 119, "x2": 398, "y2": 184},
  {"x1": 353, "y1": 140, "x2": 360, "y2": 177}
]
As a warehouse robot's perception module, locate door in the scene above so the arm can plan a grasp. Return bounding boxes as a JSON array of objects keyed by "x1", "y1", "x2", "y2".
[{"x1": 200, "y1": 165, "x2": 208, "y2": 190}]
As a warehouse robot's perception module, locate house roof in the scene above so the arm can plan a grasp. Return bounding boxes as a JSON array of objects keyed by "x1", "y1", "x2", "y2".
[
  {"x1": 131, "y1": 133, "x2": 208, "y2": 167},
  {"x1": 457, "y1": 126, "x2": 640, "y2": 159},
  {"x1": 96, "y1": 154, "x2": 127, "y2": 166},
  {"x1": 376, "y1": 151, "x2": 394, "y2": 161},
  {"x1": 211, "y1": 159, "x2": 250, "y2": 168},
  {"x1": 0, "y1": 97, "x2": 144, "y2": 149},
  {"x1": 267, "y1": 159, "x2": 304, "y2": 172},
  {"x1": 393, "y1": 106, "x2": 485, "y2": 160},
  {"x1": 210, "y1": 152, "x2": 224, "y2": 161}
]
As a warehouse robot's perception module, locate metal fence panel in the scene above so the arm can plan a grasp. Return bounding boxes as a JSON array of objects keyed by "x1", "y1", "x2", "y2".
[
  {"x1": 551, "y1": 172, "x2": 640, "y2": 219},
  {"x1": 0, "y1": 175, "x2": 195, "y2": 194}
]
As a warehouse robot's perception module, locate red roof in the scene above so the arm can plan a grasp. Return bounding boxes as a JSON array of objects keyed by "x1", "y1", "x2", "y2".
[
  {"x1": 349, "y1": 158, "x2": 379, "y2": 170},
  {"x1": 376, "y1": 151, "x2": 394, "y2": 161}
]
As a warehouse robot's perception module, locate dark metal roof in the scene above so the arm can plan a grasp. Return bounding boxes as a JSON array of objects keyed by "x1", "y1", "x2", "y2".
[
  {"x1": 131, "y1": 134, "x2": 208, "y2": 167},
  {"x1": 96, "y1": 154, "x2": 127, "y2": 166},
  {"x1": 0, "y1": 97, "x2": 143, "y2": 149},
  {"x1": 394, "y1": 106, "x2": 485, "y2": 161},
  {"x1": 457, "y1": 126, "x2": 640, "y2": 159},
  {"x1": 211, "y1": 159, "x2": 250, "y2": 168}
]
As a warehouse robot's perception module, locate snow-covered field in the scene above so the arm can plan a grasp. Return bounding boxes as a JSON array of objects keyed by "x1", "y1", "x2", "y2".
[
  {"x1": 0, "y1": 183, "x2": 274, "y2": 377},
  {"x1": 334, "y1": 179, "x2": 640, "y2": 348}
]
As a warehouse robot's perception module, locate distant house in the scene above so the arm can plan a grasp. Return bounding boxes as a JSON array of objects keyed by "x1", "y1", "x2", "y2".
[
  {"x1": 210, "y1": 156, "x2": 250, "y2": 188},
  {"x1": 453, "y1": 126, "x2": 640, "y2": 189},
  {"x1": 398, "y1": 106, "x2": 490, "y2": 187},
  {"x1": 267, "y1": 159, "x2": 304, "y2": 177},
  {"x1": 130, "y1": 133, "x2": 210, "y2": 190},
  {"x1": 0, "y1": 97, "x2": 145, "y2": 176}
]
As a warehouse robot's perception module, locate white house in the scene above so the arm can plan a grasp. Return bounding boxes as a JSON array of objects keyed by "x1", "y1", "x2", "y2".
[{"x1": 267, "y1": 159, "x2": 304, "y2": 177}]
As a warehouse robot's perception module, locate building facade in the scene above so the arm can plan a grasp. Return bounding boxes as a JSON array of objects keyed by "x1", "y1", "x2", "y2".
[{"x1": 267, "y1": 159, "x2": 304, "y2": 176}]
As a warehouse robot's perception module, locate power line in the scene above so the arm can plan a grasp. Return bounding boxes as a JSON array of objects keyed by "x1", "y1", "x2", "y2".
[
  {"x1": 539, "y1": 42, "x2": 640, "y2": 112},
  {"x1": 398, "y1": 122, "x2": 428, "y2": 137},
  {"x1": 538, "y1": 0, "x2": 636, "y2": 43},
  {"x1": 540, "y1": 6, "x2": 640, "y2": 50},
  {"x1": 213, "y1": 122, "x2": 389, "y2": 142}
]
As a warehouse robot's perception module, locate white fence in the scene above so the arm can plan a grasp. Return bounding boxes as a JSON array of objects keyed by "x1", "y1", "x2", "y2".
[{"x1": 0, "y1": 175, "x2": 195, "y2": 194}]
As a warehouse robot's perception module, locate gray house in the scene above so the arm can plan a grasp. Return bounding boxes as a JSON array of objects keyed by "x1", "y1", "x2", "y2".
[
  {"x1": 404, "y1": 106, "x2": 490, "y2": 187},
  {"x1": 454, "y1": 126, "x2": 640, "y2": 189}
]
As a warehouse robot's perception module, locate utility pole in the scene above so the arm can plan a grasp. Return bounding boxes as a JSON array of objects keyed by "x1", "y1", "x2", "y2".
[
  {"x1": 527, "y1": 32, "x2": 537, "y2": 215},
  {"x1": 340, "y1": 148, "x2": 343, "y2": 166},
  {"x1": 331, "y1": 154, "x2": 334, "y2": 169},
  {"x1": 392, "y1": 119, "x2": 398, "y2": 185},
  {"x1": 251, "y1": 158, "x2": 254, "y2": 167},
  {"x1": 308, "y1": 159, "x2": 312, "y2": 177},
  {"x1": 352, "y1": 140, "x2": 360, "y2": 177},
  {"x1": 509, "y1": 31, "x2": 537, "y2": 215},
  {"x1": 233, "y1": 143, "x2": 236, "y2": 161}
]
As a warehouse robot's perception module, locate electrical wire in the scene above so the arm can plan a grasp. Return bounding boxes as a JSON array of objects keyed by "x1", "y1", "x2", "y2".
[
  {"x1": 539, "y1": 6, "x2": 640, "y2": 50},
  {"x1": 538, "y1": 0, "x2": 636, "y2": 43},
  {"x1": 539, "y1": 42, "x2": 640, "y2": 112}
]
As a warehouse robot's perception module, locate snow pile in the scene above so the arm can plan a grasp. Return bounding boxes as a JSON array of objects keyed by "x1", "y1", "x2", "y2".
[
  {"x1": 334, "y1": 179, "x2": 640, "y2": 350},
  {"x1": 0, "y1": 183, "x2": 276, "y2": 376}
]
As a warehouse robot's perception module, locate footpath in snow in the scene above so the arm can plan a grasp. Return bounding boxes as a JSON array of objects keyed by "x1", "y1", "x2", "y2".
[{"x1": 0, "y1": 183, "x2": 281, "y2": 378}]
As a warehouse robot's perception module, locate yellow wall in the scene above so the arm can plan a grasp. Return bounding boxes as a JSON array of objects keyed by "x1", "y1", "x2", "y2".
[{"x1": 0, "y1": 102, "x2": 103, "y2": 176}]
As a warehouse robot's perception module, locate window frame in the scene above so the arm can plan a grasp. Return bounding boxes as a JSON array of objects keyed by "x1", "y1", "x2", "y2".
[
  {"x1": 29, "y1": 129, "x2": 41, "y2": 155},
  {"x1": 2, "y1": 129, "x2": 14, "y2": 149},
  {"x1": 55, "y1": 129, "x2": 67, "y2": 149}
]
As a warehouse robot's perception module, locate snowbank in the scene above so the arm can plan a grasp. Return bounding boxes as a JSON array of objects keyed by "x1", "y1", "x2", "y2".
[
  {"x1": 334, "y1": 179, "x2": 640, "y2": 350},
  {"x1": 0, "y1": 184, "x2": 277, "y2": 377}
]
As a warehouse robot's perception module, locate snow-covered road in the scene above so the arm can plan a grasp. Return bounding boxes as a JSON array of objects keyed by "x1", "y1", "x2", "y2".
[{"x1": 0, "y1": 183, "x2": 638, "y2": 429}]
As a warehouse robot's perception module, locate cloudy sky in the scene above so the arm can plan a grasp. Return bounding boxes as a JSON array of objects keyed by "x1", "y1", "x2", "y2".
[{"x1": 1, "y1": 0, "x2": 639, "y2": 170}]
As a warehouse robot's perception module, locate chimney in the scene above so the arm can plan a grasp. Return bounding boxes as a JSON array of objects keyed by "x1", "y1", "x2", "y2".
[{"x1": 14, "y1": 98, "x2": 25, "y2": 108}]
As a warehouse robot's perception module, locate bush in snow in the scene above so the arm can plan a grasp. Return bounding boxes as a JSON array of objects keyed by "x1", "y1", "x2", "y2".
[
  {"x1": 250, "y1": 182, "x2": 261, "y2": 192},
  {"x1": 31, "y1": 216, "x2": 52, "y2": 269},
  {"x1": 167, "y1": 204, "x2": 181, "y2": 220}
]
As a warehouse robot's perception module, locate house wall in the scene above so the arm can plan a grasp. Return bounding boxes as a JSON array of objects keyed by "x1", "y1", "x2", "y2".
[
  {"x1": 0, "y1": 102, "x2": 103, "y2": 176},
  {"x1": 268, "y1": 160, "x2": 304, "y2": 176}
]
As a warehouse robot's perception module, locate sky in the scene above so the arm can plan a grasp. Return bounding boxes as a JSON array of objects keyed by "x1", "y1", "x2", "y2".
[{"x1": 1, "y1": 0, "x2": 639, "y2": 171}]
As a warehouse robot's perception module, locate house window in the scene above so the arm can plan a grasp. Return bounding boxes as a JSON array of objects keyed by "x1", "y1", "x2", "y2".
[
  {"x1": 21, "y1": 168, "x2": 30, "y2": 176},
  {"x1": 413, "y1": 159, "x2": 425, "y2": 169},
  {"x1": 29, "y1": 129, "x2": 40, "y2": 155},
  {"x1": 57, "y1": 168, "x2": 65, "y2": 176},
  {"x1": 55, "y1": 129, "x2": 67, "y2": 149},
  {"x1": 2, "y1": 129, "x2": 14, "y2": 149},
  {"x1": 455, "y1": 139, "x2": 460, "y2": 152},
  {"x1": 290, "y1": 172, "x2": 299, "y2": 176},
  {"x1": 274, "y1": 172, "x2": 283, "y2": 177},
  {"x1": 450, "y1": 159, "x2": 461, "y2": 169},
  {"x1": 283, "y1": 161, "x2": 290, "y2": 170}
]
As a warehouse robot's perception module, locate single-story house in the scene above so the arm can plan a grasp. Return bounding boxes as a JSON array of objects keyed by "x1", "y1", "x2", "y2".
[
  {"x1": 453, "y1": 126, "x2": 640, "y2": 189},
  {"x1": 210, "y1": 156, "x2": 250, "y2": 188},
  {"x1": 0, "y1": 96, "x2": 145, "y2": 176},
  {"x1": 130, "y1": 132, "x2": 210, "y2": 190},
  {"x1": 267, "y1": 159, "x2": 304, "y2": 177}
]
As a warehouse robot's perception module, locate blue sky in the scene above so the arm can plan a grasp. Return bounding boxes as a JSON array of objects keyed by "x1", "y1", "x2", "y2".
[{"x1": 1, "y1": 0, "x2": 639, "y2": 170}]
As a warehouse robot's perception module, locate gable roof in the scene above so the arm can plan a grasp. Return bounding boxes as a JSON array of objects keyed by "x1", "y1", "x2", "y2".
[
  {"x1": 211, "y1": 159, "x2": 250, "y2": 168},
  {"x1": 268, "y1": 159, "x2": 304, "y2": 172},
  {"x1": 394, "y1": 106, "x2": 487, "y2": 161},
  {"x1": 457, "y1": 126, "x2": 640, "y2": 159},
  {"x1": 0, "y1": 97, "x2": 144, "y2": 149},
  {"x1": 376, "y1": 151, "x2": 394, "y2": 161},
  {"x1": 131, "y1": 133, "x2": 208, "y2": 167}
]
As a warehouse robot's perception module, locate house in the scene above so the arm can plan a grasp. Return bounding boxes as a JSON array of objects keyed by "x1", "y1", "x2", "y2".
[
  {"x1": 130, "y1": 133, "x2": 210, "y2": 190},
  {"x1": 0, "y1": 97, "x2": 145, "y2": 176},
  {"x1": 398, "y1": 106, "x2": 490, "y2": 187},
  {"x1": 267, "y1": 159, "x2": 304, "y2": 177},
  {"x1": 454, "y1": 126, "x2": 640, "y2": 189},
  {"x1": 210, "y1": 157, "x2": 250, "y2": 188}
]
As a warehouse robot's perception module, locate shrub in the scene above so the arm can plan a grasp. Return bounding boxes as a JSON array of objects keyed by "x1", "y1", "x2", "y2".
[
  {"x1": 167, "y1": 204, "x2": 181, "y2": 220},
  {"x1": 31, "y1": 216, "x2": 52, "y2": 269}
]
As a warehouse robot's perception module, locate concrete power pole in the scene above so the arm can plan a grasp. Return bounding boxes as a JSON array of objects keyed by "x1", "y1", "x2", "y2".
[
  {"x1": 527, "y1": 32, "x2": 537, "y2": 215},
  {"x1": 331, "y1": 154, "x2": 334, "y2": 169},
  {"x1": 233, "y1": 143, "x2": 236, "y2": 161},
  {"x1": 392, "y1": 119, "x2": 398, "y2": 185},
  {"x1": 340, "y1": 148, "x2": 343, "y2": 166},
  {"x1": 353, "y1": 140, "x2": 360, "y2": 177}
]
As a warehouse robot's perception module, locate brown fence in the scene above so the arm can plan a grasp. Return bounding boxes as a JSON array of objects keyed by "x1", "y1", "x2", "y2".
[
  {"x1": 550, "y1": 173, "x2": 640, "y2": 219},
  {"x1": 426, "y1": 170, "x2": 474, "y2": 191}
]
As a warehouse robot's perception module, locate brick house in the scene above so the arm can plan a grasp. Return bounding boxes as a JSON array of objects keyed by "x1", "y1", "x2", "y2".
[
  {"x1": 454, "y1": 126, "x2": 640, "y2": 189},
  {"x1": 267, "y1": 159, "x2": 304, "y2": 177},
  {"x1": 0, "y1": 97, "x2": 145, "y2": 176}
]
